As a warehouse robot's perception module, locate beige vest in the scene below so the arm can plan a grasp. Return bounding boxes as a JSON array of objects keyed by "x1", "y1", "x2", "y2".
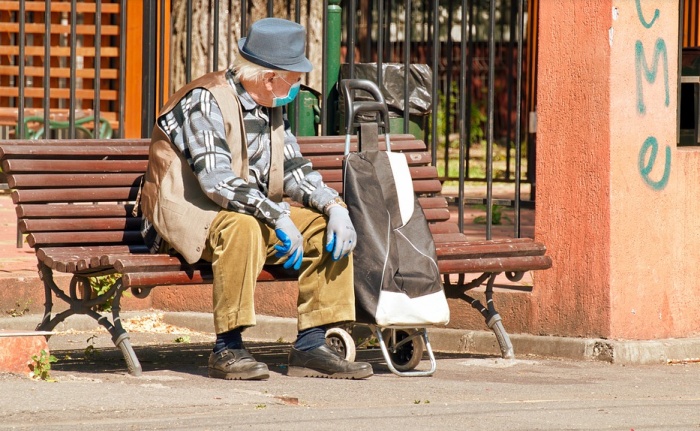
[{"x1": 141, "y1": 71, "x2": 250, "y2": 263}]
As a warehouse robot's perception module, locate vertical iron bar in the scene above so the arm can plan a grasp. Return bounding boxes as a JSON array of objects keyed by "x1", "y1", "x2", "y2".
[
  {"x1": 513, "y1": 0, "x2": 524, "y2": 238},
  {"x1": 324, "y1": 0, "x2": 342, "y2": 135},
  {"x1": 241, "y1": 0, "x2": 247, "y2": 36},
  {"x1": 94, "y1": 0, "x2": 102, "y2": 138},
  {"x1": 458, "y1": 0, "x2": 468, "y2": 233},
  {"x1": 142, "y1": 0, "x2": 158, "y2": 138},
  {"x1": 402, "y1": 0, "x2": 410, "y2": 134},
  {"x1": 43, "y1": 1, "x2": 51, "y2": 136},
  {"x1": 69, "y1": 0, "x2": 77, "y2": 138},
  {"x1": 226, "y1": 0, "x2": 233, "y2": 66},
  {"x1": 321, "y1": 0, "x2": 329, "y2": 135},
  {"x1": 268, "y1": 0, "x2": 273, "y2": 16},
  {"x1": 430, "y1": 0, "x2": 438, "y2": 167},
  {"x1": 485, "y1": 0, "x2": 497, "y2": 240},
  {"x1": 16, "y1": 1, "x2": 28, "y2": 248},
  {"x1": 118, "y1": 0, "x2": 127, "y2": 138},
  {"x1": 17, "y1": 0, "x2": 25, "y2": 139},
  {"x1": 186, "y1": 0, "x2": 193, "y2": 83},
  {"x1": 465, "y1": 0, "x2": 475, "y2": 180},
  {"x1": 347, "y1": 0, "x2": 356, "y2": 78},
  {"x1": 444, "y1": 4, "x2": 453, "y2": 177},
  {"x1": 377, "y1": 0, "x2": 384, "y2": 86},
  {"x1": 504, "y1": 0, "x2": 517, "y2": 179},
  {"x1": 158, "y1": 0, "x2": 165, "y2": 109},
  {"x1": 213, "y1": 0, "x2": 220, "y2": 72},
  {"x1": 387, "y1": 1, "x2": 394, "y2": 61},
  {"x1": 291, "y1": 0, "x2": 301, "y2": 135}
]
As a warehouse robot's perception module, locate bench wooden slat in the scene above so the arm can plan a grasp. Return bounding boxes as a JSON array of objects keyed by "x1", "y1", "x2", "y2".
[
  {"x1": 318, "y1": 165, "x2": 438, "y2": 182},
  {"x1": 307, "y1": 152, "x2": 432, "y2": 169},
  {"x1": 433, "y1": 234, "x2": 548, "y2": 248},
  {"x1": 111, "y1": 255, "x2": 183, "y2": 271},
  {"x1": 3, "y1": 159, "x2": 148, "y2": 174},
  {"x1": 326, "y1": 179, "x2": 443, "y2": 195},
  {"x1": 3, "y1": 139, "x2": 148, "y2": 147},
  {"x1": 0, "y1": 145, "x2": 149, "y2": 157},
  {"x1": 438, "y1": 255, "x2": 552, "y2": 274},
  {"x1": 417, "y1": 196, "x2": 448, "y2": 209},
  {"x1": 27, "y1": 231, "x2": 144, "y2": 248},
  {"x1": 38, "y1": 245, "x2": 150, "y2": 262},
  {"x1": 12, "y1": 187, "x2": 138, "y2": 204},
  {"x1": 9, "y1": 173, "x2": 143, "y2": 188},
  {"x1": 37, "y1": 245, "x2": 150, "y2": 272},
  {"x1": 20, "y1": 217, "x2": 141, "y2": 233},
  {"x1": 122, "y1": 267, "x2": 296, "y2": 288},
  {"x1": 428, "y1": 222, "x2": 461, "y2": 234},
  {"x1": 435, "y1": 240, "x2": 547, "y2": 259},
  {"x1": 296, "y1": 139, "x2": 426, "y2": 155},
  {"x1": 296, "y1": 133, "x2": 415, "y2": 145},
  {"x1": 422, "y1": 208, "x2": 451, "y2": 222},
  {"x1": 17, "y1": 204, "x2": 135, "y2": 218}
]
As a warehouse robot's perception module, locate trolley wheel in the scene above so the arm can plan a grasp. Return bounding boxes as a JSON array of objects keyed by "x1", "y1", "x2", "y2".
[
  {"x1": 381, "y1": 328, "x2": 425, "y2": 372},
  {"x1": 325, "y1": 327, "x2": 356, "y2": 362}
]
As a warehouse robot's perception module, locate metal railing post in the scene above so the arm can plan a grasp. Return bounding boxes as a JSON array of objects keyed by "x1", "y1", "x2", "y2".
[
  {"x1": 323, "y1": 0, "x2": 342, "y2": 135},
  {"x1": 141, "y1": 1, "x2": 158, "y2": 138}
]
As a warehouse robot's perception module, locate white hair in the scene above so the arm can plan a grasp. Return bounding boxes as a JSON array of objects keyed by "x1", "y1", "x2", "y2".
[{"x1": 231, "y1": 55, "x2": 295, "y2": 82}]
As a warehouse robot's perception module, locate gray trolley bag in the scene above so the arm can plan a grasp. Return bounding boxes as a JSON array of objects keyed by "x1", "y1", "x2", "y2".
[{"x1": 340, "y1": 79, "x2": 449, "y2": 376}]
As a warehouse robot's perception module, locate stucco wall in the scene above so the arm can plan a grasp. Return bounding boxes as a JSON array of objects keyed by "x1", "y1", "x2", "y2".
[
  {"x1": 535, "y1": 1, "x2": 613, "y2": 338},
  {"x1": 536, "y1": 0, "x2": 700, "y2": 339},
  {"x1": 609, "y1": 2, "x2": 700, "y2": 339}
]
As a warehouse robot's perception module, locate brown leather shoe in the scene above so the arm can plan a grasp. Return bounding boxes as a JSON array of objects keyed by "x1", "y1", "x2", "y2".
[
  {"x1": 287, "y1": 345, "x2": 373, "y2": 379},
  {"x1": 208, "y1": 348, "x2": 269, "y2": 380}
]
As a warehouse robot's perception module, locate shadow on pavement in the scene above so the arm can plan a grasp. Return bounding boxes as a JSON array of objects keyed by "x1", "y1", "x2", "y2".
[{"x1": 50, "y1": 341, "x2": 493, "y2": 377}]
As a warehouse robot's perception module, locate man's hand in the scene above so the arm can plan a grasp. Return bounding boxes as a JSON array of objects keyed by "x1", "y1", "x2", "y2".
[
  {"x1": 325, "y1": 206, "x2": 356, "y2": 261},
  {"x1": 274, "y1": 216, "x2": 304, "y2": 270}
]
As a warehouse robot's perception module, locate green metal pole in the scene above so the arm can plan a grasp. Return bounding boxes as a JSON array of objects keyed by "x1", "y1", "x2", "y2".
[{"x1": 325, "y1": 0, "x2": 342, "y2": 135}]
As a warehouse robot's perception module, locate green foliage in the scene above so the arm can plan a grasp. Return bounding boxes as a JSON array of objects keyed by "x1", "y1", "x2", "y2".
[
  {"x1": 84, "y1": 335, "x2": 100, "y2": 360},
  {"x1": 174, "y1": 335, "x2": 190, "y2": 344},
  {"x1": 89, "y1": 274, "x2": 121, "y2": 312},
  {"x1": 430, "y1": 81, "x2": 487, "y2": 147},
  {"x1": 473, "y1": 204, "x2": 512, "y2": 226},
  {"x1": 29, "y1": 349, "x2": 58, "y2": 382}
]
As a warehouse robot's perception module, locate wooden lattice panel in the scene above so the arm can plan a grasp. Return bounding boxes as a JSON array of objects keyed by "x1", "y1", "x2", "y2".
[{"x1": 0, "y1": 0, "x2": 122, "y2": 132}]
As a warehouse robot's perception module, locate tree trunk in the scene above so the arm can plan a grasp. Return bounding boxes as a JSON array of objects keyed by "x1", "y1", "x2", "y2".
[{"x1": 170, "y1": 0, "x2": 327, "y2": 96}]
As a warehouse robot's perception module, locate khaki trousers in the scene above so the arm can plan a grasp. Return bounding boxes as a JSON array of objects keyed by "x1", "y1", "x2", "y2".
[{"x1": 202, "y1": 207, "x2": 355, "y2": 334}]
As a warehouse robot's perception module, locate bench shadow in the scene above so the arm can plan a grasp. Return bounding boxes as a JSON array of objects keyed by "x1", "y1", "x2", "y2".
[{"x1": 50, "y1": 341, "x2": 495, "y2": 377}]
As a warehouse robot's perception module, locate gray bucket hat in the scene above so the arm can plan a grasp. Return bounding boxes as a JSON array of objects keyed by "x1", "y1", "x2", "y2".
[{"x1": 237, "y1": 18, "x2": 313, "y2": 73}]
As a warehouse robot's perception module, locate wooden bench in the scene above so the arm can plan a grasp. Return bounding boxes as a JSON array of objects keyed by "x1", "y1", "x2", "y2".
[{"x1": 0, "y1": 135, "x2": 551, "y2": 375}]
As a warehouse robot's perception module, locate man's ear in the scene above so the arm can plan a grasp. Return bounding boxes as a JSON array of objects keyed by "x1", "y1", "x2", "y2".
[{"x1": 263, "y1": 72, "x2": 275, "y2": 90}]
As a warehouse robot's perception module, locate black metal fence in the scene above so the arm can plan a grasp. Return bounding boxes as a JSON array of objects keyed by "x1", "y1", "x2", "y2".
[{"x1": 5, "y1": 0, "x2": 534, "y2": 239}]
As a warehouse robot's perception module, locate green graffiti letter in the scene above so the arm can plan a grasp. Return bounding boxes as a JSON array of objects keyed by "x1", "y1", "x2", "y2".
[
  {"x1": 635, "y1": 0, "x2": 659, "y2": 28},
  {"x1": 635, "y1": 39, "x2": 669, "y2": 115},
  {"x1": 638, "y1": 136, "x2": 671, "y2": 190}
]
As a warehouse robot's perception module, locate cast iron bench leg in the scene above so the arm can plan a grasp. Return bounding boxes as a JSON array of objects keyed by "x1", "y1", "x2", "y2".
[
  {"x1": 444, "y1": 272, "x2": 515, "y2": 359},
  {"x1": 35, "y1": 264, "x2": 143, "y2": 376},
  {"x1": 484, "y1": 274, "x2": 515, "y2": 359}
]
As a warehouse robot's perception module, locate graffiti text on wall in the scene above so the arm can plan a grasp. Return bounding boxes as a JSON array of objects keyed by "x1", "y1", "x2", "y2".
[{"x1": 635, "y1": 0, "x2": 671, "y2": 191}]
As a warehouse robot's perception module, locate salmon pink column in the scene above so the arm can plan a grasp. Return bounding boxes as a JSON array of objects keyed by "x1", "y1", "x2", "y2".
[{"x1": 535, "y1": 1, "x2": 700, "y2": 339}]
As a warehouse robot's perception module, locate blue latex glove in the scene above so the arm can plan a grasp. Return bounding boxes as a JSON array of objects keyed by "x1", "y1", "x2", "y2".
[
  {"x1": 325, "y1": 205, "x2": 356, "y2": 261},
  {"x1": 274, "y1": 216, "x2": 304, "y2": 270}
]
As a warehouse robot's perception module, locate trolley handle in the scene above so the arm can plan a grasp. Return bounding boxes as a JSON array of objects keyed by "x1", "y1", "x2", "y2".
[{"x1": 340, "y1": 79, "x2": 391, "y2": 155}]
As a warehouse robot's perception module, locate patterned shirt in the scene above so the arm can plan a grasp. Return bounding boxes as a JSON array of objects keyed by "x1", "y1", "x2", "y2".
[{"x1": 141, "y1": 69, "x2": 338, "y2": 252}]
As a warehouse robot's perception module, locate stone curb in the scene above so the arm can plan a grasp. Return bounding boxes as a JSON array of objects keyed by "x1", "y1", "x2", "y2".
[{"x1": 3, "y1": 311, "x2": 700, "y2": 365}]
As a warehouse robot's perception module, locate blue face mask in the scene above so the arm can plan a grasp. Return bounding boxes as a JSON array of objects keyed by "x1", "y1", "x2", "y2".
[{"x1": 271, "y1": 75, "x2": 301, "y2": 107}]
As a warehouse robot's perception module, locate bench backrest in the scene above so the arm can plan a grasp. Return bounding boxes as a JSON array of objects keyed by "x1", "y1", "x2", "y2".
[{"x1": 0, "y1": 134, "x2": 455, "y2": 252}]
